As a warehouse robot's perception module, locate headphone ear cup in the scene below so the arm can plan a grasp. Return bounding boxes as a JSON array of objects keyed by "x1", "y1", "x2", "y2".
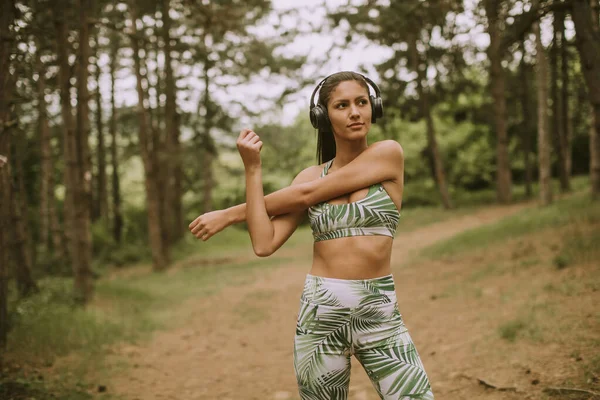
[
  {"x1": 310, "y1": 104, "x2": 329, "y2": 129},
  {"x1": 370, "y1": 95, "x2": 384, "y2": 123}
]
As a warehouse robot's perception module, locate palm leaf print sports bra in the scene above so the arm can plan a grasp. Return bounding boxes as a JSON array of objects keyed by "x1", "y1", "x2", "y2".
[{"x1": 308, "y1": 158, "x2": 401, "y2": 242}]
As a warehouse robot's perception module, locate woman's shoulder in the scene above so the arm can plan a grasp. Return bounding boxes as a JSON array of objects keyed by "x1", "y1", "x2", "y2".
[
  {"x1": 370, "y1": 139, "x2": 403, "y2": 155},
  {"x1": 292, "y1": 164, "x2": 324, "y2": 185}
]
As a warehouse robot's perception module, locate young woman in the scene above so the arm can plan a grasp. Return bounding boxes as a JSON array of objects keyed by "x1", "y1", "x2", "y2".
[{"x1": 189, "y1": 71, "x2": 434, "y2": 400}]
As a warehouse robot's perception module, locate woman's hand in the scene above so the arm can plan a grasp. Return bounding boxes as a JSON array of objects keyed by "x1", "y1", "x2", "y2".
[
  {"x1": 188, "y1": 209, "x2": 231, "y2": 241},
  {"x1": 237, "y1": 128, "x2": 263, "y2": 170}
]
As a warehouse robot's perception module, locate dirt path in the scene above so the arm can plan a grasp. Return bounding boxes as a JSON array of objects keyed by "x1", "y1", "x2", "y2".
[{"x1": 108, "y1": 202, "x2": 535, "y2": 400}]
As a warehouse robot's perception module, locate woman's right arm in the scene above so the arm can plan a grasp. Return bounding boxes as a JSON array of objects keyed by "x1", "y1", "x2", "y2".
[
  {"x1": 189, "y1": 139, "x2": 402, "y2": 240},
  {"x1": 247, "y1": 166, "x2": 318, "y2": 256},
  {"x1": 189, "y1": 165, "x2": 319, "y2": 243}
]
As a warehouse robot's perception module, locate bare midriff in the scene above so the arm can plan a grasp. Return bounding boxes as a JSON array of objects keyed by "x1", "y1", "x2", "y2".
[{"x1": 310, "y1": 235, "x2": 393, "y2": 280}]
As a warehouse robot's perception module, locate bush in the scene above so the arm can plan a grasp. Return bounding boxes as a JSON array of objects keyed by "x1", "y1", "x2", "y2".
[{"x1": 8, "y1": 277, "x2": 123, "y2": 363}]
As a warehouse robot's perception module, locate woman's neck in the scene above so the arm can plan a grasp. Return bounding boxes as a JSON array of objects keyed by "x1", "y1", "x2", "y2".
[{"x1": 331, "y1": 139, "x2": 368, "y2": 170}]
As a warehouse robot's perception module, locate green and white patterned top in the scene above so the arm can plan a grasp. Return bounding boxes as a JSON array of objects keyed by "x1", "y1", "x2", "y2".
[{"x1": 308, "y1": 158, "x2": 400, "y2": 242}]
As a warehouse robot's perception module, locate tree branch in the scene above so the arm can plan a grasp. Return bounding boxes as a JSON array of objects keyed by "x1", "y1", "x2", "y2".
[{"x1": 500, "y1": 0, "x2": 574, "y2": 53}]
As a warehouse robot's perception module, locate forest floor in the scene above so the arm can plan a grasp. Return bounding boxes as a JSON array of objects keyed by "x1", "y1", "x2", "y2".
[
  {"x1": 85, "y1": 198, "x2": 599, "y2": 400},
  {"x1": 3, "y1": 194, "x2": 599, "y2": 400}
]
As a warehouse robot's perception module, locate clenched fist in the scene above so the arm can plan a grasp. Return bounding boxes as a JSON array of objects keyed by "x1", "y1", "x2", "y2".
[{"x1": 237, "y1": 128, "x2": 263, "y2": 169}]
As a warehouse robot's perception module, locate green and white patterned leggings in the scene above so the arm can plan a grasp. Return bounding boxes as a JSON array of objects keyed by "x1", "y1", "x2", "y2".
[{"x1": 294, "y1": 274, "x2": 434, "y2": 400}]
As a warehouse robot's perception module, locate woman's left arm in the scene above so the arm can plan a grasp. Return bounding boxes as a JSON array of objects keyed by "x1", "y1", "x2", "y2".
[
  {"x1": 301, "y1": 139, "x2": 403, "y2": 206},
  {"x1": 235, "y1": 129, "x2": 274, "y2": 254},
  {"x1": 189, "y1": 139, "x2": 403, "y2": 240}
]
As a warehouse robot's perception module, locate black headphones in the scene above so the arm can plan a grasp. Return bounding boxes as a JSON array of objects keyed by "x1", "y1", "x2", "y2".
[{"x1": 309, "y1": 73, "x2": 384, "y2": 130}]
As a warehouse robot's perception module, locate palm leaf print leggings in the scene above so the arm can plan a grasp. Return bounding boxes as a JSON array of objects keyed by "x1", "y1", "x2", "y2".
[{"x1": 294, "y1": 274, "x2": 434, "y2": 399}]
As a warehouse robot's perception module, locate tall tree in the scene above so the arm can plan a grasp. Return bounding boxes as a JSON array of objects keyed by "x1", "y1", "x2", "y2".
[
  {"x1": 0, "y1": 0, "x2": 16, "y2": 350},
  {"x1": 72, "y1": 0, "x2": 94, "y2": 302},
  {"x1": 407, "y1": 32, "x2": 453, "y2": 209},
  {"x1": 10, "y1": 132, "x2": 38, "y2": 296},
  {"x1": 35, "y1": 2, "x2": 67, "y2": 264},
  {"x1": 551, "y1": 9, "x2": 571, "y2": 192},
  {"x1": 108, "y1": 30, "x2": 123, "y2": 243},
  {"x1": 201, "y1": 55, "x2": 216, "y2": 214},
  {"x1": 328, "y1": 0, "x2": 457, "y2": 209},
  {"x1": 129, "y1": 2, "x2": 169, "y2": 271},
  {"x1": 485, "y1": 0, "x2": 512, "y2": 203},
  {"x1": 535, "y1": 20, "x2": 553, "y2": 206},
  {"x1": 53, "y1": 0, "x2": 94, "y2": 302},
  {"x1": 519, "y1": 40, "x2": 534, "y2": 198},
  {"x1": 52, "y1": 0, "x2": 76, "y2": 269},
  {"x1": 94, "y1": 36, "x2": 109, "y2": 221},
  {"x1": 161, "y1": 0, "x2": 183, "y2": 243},
  {"x1": 36, "y1": 42, "x2": 54, "y2": 250},
  {"x1": 183, "y1": 0, "x2": 304, "y2": 214},
  {"x1": 560, "y1": 12, "x2": 574, "y2": 177},
  {"x1": 571, "y1": 0, "x2": 600, "y2": 199}
]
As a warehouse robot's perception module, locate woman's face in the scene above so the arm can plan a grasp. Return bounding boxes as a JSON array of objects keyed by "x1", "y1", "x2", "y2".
[{"x1": 327, "y1": 80, "x2": 372, "y2": 140}]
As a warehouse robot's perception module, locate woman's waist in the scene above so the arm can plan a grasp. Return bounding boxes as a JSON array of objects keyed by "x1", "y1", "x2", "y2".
[
  {"x1": 310, "y1": 247, "x2": 392, "y2": 281},
  {"x1": 314, "y1": 235, "x2": 393, "y2": 256},
  {"x1": 313, "y1": 236, "x2": 391, "y2": 269},
  {"x1": 300, "y1": 272, "x2": 397, "y2": 309}
]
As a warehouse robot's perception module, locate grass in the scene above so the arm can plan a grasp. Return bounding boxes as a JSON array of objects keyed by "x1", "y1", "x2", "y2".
[
  {"x1": 4, "y1": 253, "x2": 290, "y2": 399},
  {"x1": 5, "y1": 175, "x2": 598, "y2": 398},
  {"x1": 498, "y1": 318, "x2": 527, "y2": 342},
  {"x1": 408, "y1": 183, "x2": 599, "y2": 395},
  {"x1": 553, "y1": 226, "x2": 600, "y2": 269},
  {"x1": 421, "y1": 190, "x2": 600, "y2": 259}
]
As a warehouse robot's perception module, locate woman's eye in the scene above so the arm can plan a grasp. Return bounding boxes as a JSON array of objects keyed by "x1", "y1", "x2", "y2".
[
  {"x1": 359, "y1": 99, "x2": 368, "y2": 105},
  {"x1": 336, "y1": 103, "x2": 347, "y2": 109}
]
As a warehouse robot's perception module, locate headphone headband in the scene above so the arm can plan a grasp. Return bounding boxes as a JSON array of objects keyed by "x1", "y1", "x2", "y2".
[
  {"x1": 309, "y1": 72, "x2": 384, "y2": 129},
  {"x1": 309, "y1": 73, "x2": 381, "y2": 110}
]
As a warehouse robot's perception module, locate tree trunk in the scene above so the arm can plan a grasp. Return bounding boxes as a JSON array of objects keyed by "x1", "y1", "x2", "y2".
[
  {"x1": 407, "y1": 34, "x2": 452, "y2": 209},
  {"x1": 535, "y1": 21, "x2": 553, "y2": 206},
  {"x1": 592, "y1": 106, "x2": 599, "y2": 199},
  {"x1": 53, "y1": 2, "x2": 76, "y2": 267},
  {"x1": 162, "y1": 0, "x2": 183, "y2": 244},
  {"x1": 485, "y1": 0, "x2": 512, "y2": 203},
  {"x1": 11, "y1": 133, "x2": 38, "y2": 297},
  {"x1": 592, "y1": 0, "x2": 599, "y2": 28},
  {"x1": 201, "y1": 58, "x2": 214, "y2": 214},
  {"x1": 571, "y1": 0, "x2": 600, "y2": 199},
  {"x1": 0, "y1": 0, "x2": 15, "y2": 350},
  {"x1": 551, "y1": 10, "x2": 570, "y2": 192},
  {"x1": 130, "y1": 9, "x2": 169, "y2": 271},
  {"x1": 561, "y1": 15, "x2": 574, "y2": 177},
  {"x1": 72, "y1": 0, "x2": 94, "y2": 303},
  {"x1": 141, "y1": 34, "x2": 169, "y2": 252},
  {"x1": 95, "y1": 47, "x2": 108, "y2": 221},
  {"x1": 109, "y1": 37, "x2": 123, "y2": 243},
  {"x1": 0, "y1": 150, "x2": 11, "y2": 352},
  {"x1": 172, "y1": 114, "x2": 183, "y2": 238},
  {"x1": 37, "y1": 44, "x2": 52, "y2": 249},
  {"x1": 37, "y1": 45, "x2": 66, "y2": 263},
  {"x1": 519, "y1": 41, "x2": 534, "y2": 198},
  {"x1": 0, "y1": 158, "x2": 9, "y2": 350}
]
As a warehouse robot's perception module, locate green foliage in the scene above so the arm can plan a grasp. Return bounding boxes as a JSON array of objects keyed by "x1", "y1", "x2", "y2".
[
  {"x1": 422, "y1": 184, "x2": 599, "y2": 259},
  {"x1": 553, "y1": 225, "x2": 600, "y2": 270},
  {"x1": 258, "y1": 114, "x2": 318, "y2": 185},
  {"x1": 89, "y1": 206, "x2": 152, "y2": 270},
  {"x1": 498, "y1": 318, "x2": 527, "y2": 342},
  {"x1": 382, "y1": 102, "x2": 496, "y2": 193},
  {"x1": 8, "y1": 278, "x2": 123, "y2": 363},
  {"x1": 6, "y1": 249, "x2": 288, "y2": 374},
  {"x1": 0, "y1": 379, "x2": 93, "y2": 400}
]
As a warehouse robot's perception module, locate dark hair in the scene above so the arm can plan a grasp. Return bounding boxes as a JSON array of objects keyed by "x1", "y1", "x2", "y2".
[{"x1": 315, "y1": 71, "x2": 371, "y2": 164}]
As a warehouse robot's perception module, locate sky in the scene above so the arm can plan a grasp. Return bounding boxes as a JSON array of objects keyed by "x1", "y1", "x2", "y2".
[
  {"x1": 99, "y1": 0, "x2": 568, "y2": 133},
  {"x1": 100, "y1": 0, "x2": 401, "y2": 129}
]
